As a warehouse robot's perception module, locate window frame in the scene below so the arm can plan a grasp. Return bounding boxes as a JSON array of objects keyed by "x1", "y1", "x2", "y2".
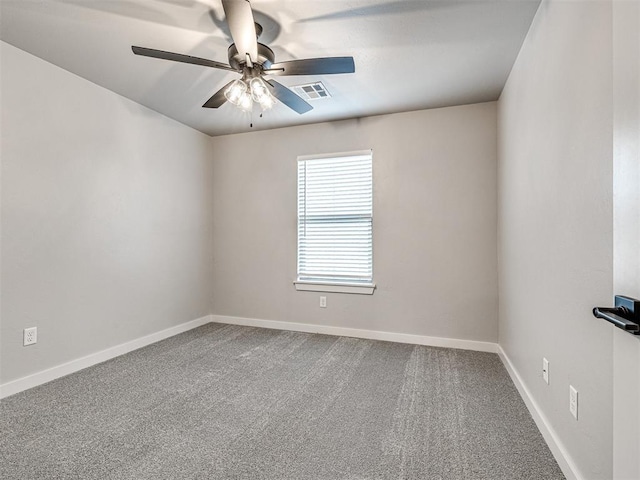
[{"x1": 293, "y1": 150, "x2": 375, "y2": 295}]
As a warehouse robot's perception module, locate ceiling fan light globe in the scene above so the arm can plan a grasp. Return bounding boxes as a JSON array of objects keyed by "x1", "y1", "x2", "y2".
[
  {"x1": 259, "y1": 94, "x2": 275, "y2": 111},
  {"x1": 224, "y1": 79, "x2": 247, "y2": 105},
  {"x1": 238, "y1": 91, "x2": 253, "y2": 112},
  {"x1": 249, "y1": 77, "x2": 269, "y2": 102}
]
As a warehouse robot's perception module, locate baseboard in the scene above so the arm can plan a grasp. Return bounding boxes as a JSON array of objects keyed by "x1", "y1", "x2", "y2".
[
  {"x1": 498, "y1": 346, "x2": 583, "y2": 480},
  {"x1": 0, "y1": 314, "x2": 213, "y2": 399},
  {"x1": 211, "y1": 314, "x2": 498, "y2": 353}
]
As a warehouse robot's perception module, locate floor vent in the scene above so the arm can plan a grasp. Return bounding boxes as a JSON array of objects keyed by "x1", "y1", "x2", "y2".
[{"x1": 292, "y1": 82, "x2": 331, "y2": 100}]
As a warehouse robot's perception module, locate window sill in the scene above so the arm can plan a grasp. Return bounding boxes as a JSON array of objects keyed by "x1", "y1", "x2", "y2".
[{"x1": 293, "y1": 281, "x2": 376, "y2": 295}]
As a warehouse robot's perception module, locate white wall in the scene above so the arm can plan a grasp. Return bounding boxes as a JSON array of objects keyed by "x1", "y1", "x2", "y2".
[
  {"x1": 0, "y1": 43, "x2": 214, "y2": 384},
  {"x1": 612, "y1": 1, "x2": 640, "y2": 478},
  {"x1": 210, "y1": 103, "x2": 498, "y2": 343},
  {"x1": 498, "y1": 1, "x2": 613, "y2": 479}
]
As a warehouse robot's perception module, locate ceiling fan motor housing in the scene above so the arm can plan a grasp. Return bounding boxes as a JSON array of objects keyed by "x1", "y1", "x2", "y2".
[{"x1": 228, "y1": 42, "x2": 274, "y2": 71}]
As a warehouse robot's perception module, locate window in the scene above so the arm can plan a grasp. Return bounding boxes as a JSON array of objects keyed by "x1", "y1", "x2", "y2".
[{"x1": 295, "y1": 150, "x2": 375, "y2": 295}]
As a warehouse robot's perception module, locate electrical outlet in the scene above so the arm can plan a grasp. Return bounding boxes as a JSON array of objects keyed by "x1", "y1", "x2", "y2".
[
  {"x1": 569, "y1": 385, "x2": 578, "y2": 420},
  {"x1": 23, "y1": 327, "x2": 37, "y2": 346},
  {"x1": 319, "y1": 296, "x2": 327, "y2": 308},
  {"x1": 542, "y1": 357, "x2": 549, "y2": 384}
]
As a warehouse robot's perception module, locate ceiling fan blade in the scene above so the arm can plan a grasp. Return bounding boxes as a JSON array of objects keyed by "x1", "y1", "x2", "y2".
[
  {"x1": 222, "y1": 0, "x2": 258, "y2": 63},
  {"x1": 266, "y1": 80, "x2": 313, "y2": 114},
  {"x1": 202, "y1": 81, "x2": 234, "y2": 108},
  {"x1": 266, "y1": 57, "x2": 355, "y2": 76},
  {"x1": 132, "y1": 46, "x2": 237, "y2": 71}
]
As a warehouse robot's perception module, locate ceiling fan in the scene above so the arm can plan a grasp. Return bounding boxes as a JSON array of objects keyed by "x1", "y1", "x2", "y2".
[{"x1": 132, "y1": 0, "x2": 355, "y2": 115}]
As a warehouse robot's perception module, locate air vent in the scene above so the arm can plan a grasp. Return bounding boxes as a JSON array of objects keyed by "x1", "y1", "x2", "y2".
[{"x1": 292, "y1": 82, "x2": 332, "y2": 101}]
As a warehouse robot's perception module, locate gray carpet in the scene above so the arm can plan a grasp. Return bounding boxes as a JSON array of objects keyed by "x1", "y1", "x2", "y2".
[{"x1": 1, "y1": 323, "x2": 564, "y2": 479}]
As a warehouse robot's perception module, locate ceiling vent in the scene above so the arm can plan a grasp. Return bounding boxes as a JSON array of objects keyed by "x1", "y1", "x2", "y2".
[{"x1": 292, "y1": 82, "x2": 332, "y2": 100}]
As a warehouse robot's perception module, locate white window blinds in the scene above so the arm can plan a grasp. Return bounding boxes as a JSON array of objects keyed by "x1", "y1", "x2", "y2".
[{"x1": 297, "y1": 150, "x2": 373, "y2": 285}]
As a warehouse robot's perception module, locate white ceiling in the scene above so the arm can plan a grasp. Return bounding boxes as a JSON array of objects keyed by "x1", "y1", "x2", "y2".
[{"x1": 1, "y1": 0, "x2": 541, "y2": 137}]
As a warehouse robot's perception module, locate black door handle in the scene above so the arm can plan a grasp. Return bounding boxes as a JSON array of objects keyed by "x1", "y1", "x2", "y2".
[
  {"x1": 593, "y1": 307, "x2": 639, "y2": 332},
  {"x1": 593, "y1": 296, "x2": 640, "y2": 335}
]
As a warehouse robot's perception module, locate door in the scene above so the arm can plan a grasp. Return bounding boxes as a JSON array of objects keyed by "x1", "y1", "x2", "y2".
[{"x1": 612, "y1": 2, "x2": 640, "y2": 479}]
